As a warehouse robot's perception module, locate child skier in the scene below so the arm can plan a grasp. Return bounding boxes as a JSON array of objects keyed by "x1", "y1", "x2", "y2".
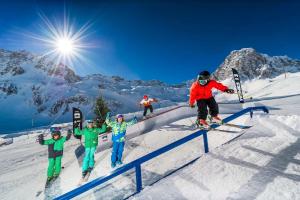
[
  {"x1": 38, "y1": 127, "x2": 72, "y2": 186},
  {"x1": 74, "y1": 120, "x2": 107, "y2": 178},
  {"x1": 189, "y1": 70, "x2": 234, "y2": 128},
  {"x1": 139, "y1": 95, "x2": 158, "y2": 119},
  {"x1": 105, "y1": 113, "x2": 137, "y2": 168}
]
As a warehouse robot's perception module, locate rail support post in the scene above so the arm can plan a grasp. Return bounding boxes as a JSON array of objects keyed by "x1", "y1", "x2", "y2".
[
  {"x1": 203, "y1": 132, "x2": 209, "y2": 153},
  {"x1": 135, "y1": 164, "x2": 142, "y2": 193}
]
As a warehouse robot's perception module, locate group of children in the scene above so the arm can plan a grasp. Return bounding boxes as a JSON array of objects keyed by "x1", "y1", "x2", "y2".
[
  {"x1": 39, "y1": 96, "x2": 155, "y2": 185},
  {"x1": 39, "y1": 70, "x2": 234, "y2": 185}
]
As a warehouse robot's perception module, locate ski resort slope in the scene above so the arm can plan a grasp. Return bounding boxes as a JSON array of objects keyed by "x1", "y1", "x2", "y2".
[
  {"x1": 131, "y1": 73, "x2": 300, "y2": 200},
  {"x1": 131, "y1": 115, "x2": 300, "y2": 200},
  {"x1": 0, "y1": 73, "x2": 300, "y2": 200}
]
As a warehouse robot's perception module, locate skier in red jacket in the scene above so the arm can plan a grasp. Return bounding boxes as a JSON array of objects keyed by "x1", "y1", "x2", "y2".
[{"x1": 189, "y1": 71, "x2": 234, "y2": 128}]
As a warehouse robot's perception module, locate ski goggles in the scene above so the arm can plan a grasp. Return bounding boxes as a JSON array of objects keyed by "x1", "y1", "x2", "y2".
[
  {"x1": 50, "y1": 127, "x2": 61, "y2": 132},
  {"x1": 51, "y1": 131, "x2": 61, "y2": 136},
  {"x1": 86, "y1": 120, "x2": 94, "y2": 124},
  {"x1": 198, "y1": 79, "x2": 208, "y2": 85}
]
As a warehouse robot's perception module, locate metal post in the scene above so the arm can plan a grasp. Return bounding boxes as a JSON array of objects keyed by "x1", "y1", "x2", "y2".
[
  {"x1": 203, "y1": 132, "x2": 209, "y2": 153},
  {"x1": 250, "y1": 109, "x2": 253, "y2": 118},
  {"x1": 135, "y1": 164, "x2": 142, "y2": 192}
]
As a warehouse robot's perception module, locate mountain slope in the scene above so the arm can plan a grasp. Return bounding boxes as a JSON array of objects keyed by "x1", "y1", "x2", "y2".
[
  {"x1": 214, "y1": 48, "x2": 300, "y2": 81},
  {"x1": 0, "y1": 49, "x2": 189, "y2": 133}
]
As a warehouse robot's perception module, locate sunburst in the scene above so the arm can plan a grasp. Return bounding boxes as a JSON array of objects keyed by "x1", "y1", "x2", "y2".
[{"x1": 27, "y1": 11, "x2": 94, "y2": 67}]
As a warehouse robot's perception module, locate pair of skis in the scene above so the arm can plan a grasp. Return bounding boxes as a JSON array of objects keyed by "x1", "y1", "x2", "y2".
[{"x1": 195, "y1": 121, "x2": 251, "y2": 133}]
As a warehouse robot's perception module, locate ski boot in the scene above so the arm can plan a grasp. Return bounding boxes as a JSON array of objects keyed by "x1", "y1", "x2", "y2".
[
  {"x1": 116, "y1": 160, "x2": 123, "y2": 165},
  {"x1": 111, "y1": 162, "x2": 116, "y2": 168},
  {"x1": 45, "y1": 176, "x2": 55, "y2": 188},
  {"x1": 196, "y1": 119, "x2": 210, "y2": 129},
  {"x1": 210, "y1": 116, "x2": 223, "y2": 125},
  {"x1": 82, "y1": 170, "x2": 88, "y2": 178}
]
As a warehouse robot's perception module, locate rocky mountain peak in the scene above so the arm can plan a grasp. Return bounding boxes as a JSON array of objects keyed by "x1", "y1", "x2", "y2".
[{"x1": 214, "y1": 48, "x2": 300, "y2": 81}]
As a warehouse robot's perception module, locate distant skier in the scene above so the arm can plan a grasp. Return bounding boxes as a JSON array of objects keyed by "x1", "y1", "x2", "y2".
[
  {"x1": 189, "y1": 71, "x2": 234, "y2": 128},
  {"x1": 38, "y1": 127, "x2": 72, "y2": 187},
  {"x1": 105, "y1": 113, "x2": 137, "y2": 168},
  {"x1": 74, "y1": 120, "x2": 107, "y2": 178},
  {"x1": 140, "y1": 95, "x2": 158, "y2": 119}
]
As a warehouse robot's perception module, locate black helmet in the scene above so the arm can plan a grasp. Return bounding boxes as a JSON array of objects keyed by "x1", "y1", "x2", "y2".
[{"x1": 197, "y1": 71, "x2": 211, "y2": 80}]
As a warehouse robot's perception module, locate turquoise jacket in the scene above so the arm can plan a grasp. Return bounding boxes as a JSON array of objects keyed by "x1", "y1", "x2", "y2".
[{"x1": 105, "y1": 118, "x2": 137, "y2": 142}]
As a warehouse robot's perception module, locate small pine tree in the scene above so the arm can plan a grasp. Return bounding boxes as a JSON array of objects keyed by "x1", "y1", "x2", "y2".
[{"x1": 94, "y1": 96, "x2": 110, "y2": 127}]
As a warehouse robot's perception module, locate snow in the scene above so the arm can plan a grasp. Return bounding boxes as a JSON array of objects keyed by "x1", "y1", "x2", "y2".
[
  {"x1": 131, "y1": 114, "x2": 300, "y2": 200},
  {"x1": 0, "y1": 72, "x2": 300, "y2": 199}
]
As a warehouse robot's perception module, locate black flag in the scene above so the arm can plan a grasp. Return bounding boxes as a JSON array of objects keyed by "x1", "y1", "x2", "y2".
[
  {"x1": 73, "y1": 107, "x2": 83, "y2": 140},
  {"x1": 232, "y1": 68, "x2": 244, "y2": 103}
]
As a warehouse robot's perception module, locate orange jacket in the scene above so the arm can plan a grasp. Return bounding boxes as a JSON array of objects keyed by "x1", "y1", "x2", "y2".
[{"x1": 189, "y1": 80, "x2": 228, "y2": 105}]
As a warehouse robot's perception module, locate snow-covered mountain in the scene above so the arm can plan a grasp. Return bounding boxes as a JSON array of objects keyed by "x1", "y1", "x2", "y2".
[
  {"x1": 0, "y1": 49, "x2": 189, "y2": 133},
  {"x1": 2, "y1": 47, "x2": 300, "y2": 134},
  {"x1": 214, "y1": 48, "x2": 300, "y2": 81}
]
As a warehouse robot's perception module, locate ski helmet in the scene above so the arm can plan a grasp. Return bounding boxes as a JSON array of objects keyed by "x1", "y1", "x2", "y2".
[
  {"x1": 50, "y1": 126, "x2": 61, "y2": 132},
  {"x1": 51, "y1": 130, "x2": 61, "y2": 138},
  {"x1": 116, "y1": 114, "x2": 124, "y2": 119},
  {"x1": 197, "y1": 71, "x2": 210, "y2": 85},
  {"x1": 143, "y1": 95, "x2": 148, "y2": 99},
  {"x1": 197, "y1": 71, "x2": 210, "y2": 80}
]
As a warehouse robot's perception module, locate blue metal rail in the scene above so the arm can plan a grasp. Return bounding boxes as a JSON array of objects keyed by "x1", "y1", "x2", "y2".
[{"x1": 55, "y1": 106, "x2": 268, "y2": 200}]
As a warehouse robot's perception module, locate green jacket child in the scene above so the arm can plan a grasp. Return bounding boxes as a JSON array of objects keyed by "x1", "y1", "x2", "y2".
[
  {"x1": 38, "y1": 128, "x2": 72, "y2": 184},
  {"x1": 74, "y1": 120, "x2": 107, "y2": 177}
]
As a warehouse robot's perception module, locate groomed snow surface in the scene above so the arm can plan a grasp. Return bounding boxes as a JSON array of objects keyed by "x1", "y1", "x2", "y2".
[
  {"x1": 0, "y1": 73, "x2": 300, "y2": 200},
  {"x1": 132, "y1": 114, "x2": 300, "y2": 200}
]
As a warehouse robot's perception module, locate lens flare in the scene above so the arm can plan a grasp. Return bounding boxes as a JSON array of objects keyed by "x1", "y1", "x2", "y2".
[{"x1": 24, "y1": 11, "x2": 95, "y2": 68}]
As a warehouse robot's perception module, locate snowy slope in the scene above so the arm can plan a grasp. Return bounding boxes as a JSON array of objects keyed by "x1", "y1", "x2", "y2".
[
  {"x1": 0, "y1": 72, "x2": 300, "y2": 199},
  {"x1": 0, "y1": 49, "x2": 189, "y2": 134},
  {"x1": 132, "y1": 114, "x2": 300, "y2": 200}
]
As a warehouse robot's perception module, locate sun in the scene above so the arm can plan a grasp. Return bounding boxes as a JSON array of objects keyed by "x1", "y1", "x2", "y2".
[
  {"x1": 56, "y1": 37, "x2": 75, "y2": 55},
  {"x1": 25, "y1": 12, "x2": 94, "y2": 66}
]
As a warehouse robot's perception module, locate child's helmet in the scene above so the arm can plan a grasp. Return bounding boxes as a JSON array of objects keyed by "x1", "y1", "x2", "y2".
[
  {"x1": 50, "y1": 127, "x2": 61, "y2": 138},
  {"x1": 116, "y1": 114, "x2": 124, "y2": 119}
]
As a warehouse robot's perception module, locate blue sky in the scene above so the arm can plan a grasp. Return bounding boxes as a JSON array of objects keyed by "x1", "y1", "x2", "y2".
[{"x1": 0, "y1": 0, "x2": 300, "y2": 83}]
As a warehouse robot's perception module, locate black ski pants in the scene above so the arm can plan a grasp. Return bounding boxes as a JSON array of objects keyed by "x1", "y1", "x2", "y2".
[
  {"x1": 143, "y1": 105, "x2": 153, "y2": 116},
  {"x1": 197, "y1": 97, "x2": 219, "y2": 120}
]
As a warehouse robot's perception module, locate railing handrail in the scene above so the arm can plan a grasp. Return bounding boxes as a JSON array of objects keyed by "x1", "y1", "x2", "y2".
[{"x1": 55, "y1": 106, "x2": 268, "y2": 200}]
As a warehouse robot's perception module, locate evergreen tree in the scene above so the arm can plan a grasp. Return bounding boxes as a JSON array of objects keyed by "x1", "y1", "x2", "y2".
[{"x1": 94, "y1": 96, "x2": 110, "y2": 127}]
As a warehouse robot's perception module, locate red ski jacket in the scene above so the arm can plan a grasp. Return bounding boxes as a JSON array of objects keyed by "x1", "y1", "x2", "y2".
[{"x1": 189, "y1": 80, "x2": 228, "y2": 105}]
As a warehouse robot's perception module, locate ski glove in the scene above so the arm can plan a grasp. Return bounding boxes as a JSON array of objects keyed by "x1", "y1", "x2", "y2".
[
  {"x1": 189, "y1": 104, "x2": 195, "y2": 108},
  {"x1": 38, "y1": 134, "x2": 44, "y2": 145},
  {"x1": 225, "y1": 89, "x2": 234, "y2": 94},
  {"x1": 66, "y1": 130, "x2": 72, "y2": 141}
]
